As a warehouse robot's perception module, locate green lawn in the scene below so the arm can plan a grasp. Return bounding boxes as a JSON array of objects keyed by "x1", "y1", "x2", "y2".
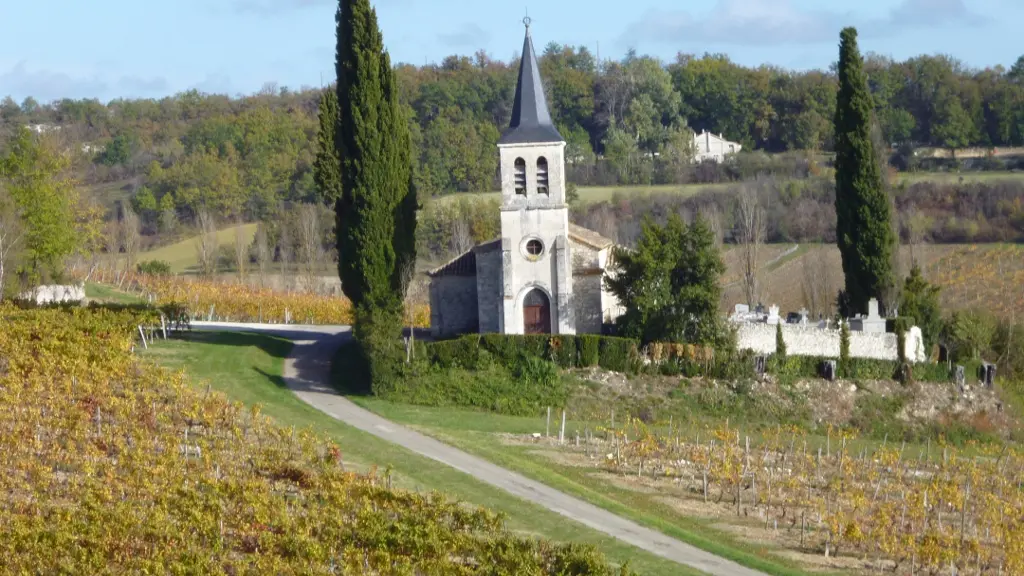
[
  {"x1": 430, "y1": 183, "x2": 732, "y2": 206},
  {"x1": 141, "y1": 331, "x2": 697, "y2": 576},
  {"x1": 85, "y1": 282, "x2": 146, "y2": 304},
  {"x1": 898, "y1": 170, "x2": 1024, "y2": 184}
]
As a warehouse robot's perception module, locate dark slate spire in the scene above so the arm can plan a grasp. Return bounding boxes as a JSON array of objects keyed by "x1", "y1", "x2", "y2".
[{"x1": 499, "y1": 18, "x2": 563, "y2": 145}]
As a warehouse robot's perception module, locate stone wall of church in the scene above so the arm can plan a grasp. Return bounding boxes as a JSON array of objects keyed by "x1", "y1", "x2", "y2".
[
  {"x1": 429, "y1": 276, "x2": 478, "y2": 338},
  {"x1": 571, "y1": 242, "x2": 599, "y2": 270},
  {"x1": 572, "y1": 273, "x2": 603, "y2": 334},
  {"x1": 476, "y1": 249, "x2": 502, "y2": 333}
]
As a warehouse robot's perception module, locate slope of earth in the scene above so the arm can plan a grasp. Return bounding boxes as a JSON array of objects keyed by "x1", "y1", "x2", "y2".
[
  {"x1": 137, "y1": 223, "x2": 257, "y2": 273},
  {"x1": 143, "y1": 328, "x2": 698, "y2": 576},
  {"x1": 0, "y1": 305, "x2": 649, "y2": 575},
  {"x1": 721, "y1": 243, "x2": 1024, "y2": 316}
]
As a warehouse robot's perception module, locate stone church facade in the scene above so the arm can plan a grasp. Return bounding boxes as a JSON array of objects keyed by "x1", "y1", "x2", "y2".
[{"x1": 428, "y1": 22, "x2": 624, "y2": 338}]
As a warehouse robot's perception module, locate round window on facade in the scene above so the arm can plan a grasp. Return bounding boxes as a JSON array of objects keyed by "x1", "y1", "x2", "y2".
[{"x1": 524, "y1": 238, "x2": 544, "y2": 259}]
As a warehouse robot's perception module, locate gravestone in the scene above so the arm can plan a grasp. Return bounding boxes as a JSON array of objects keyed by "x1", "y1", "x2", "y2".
[
  {"x1": 938, "y1": 344, "x2": 949, "y2": 363},
  {"x1": 955, "y1": 365, "x2": 966, "y2": 387},
  {"x1": 849, "y1": 298, "x2": 886, "y2": 333},
  {"x1": 821, "y1": 360, "x2": 837, "y2": 381},
  {"x1": 766, "y1": 305, "x2": 781, "y2": 325},
  {"x1": 979, "y1": 362, "x2": 996, "y2": 387},
  {"x1": 754, "y1": 355, "x2": 767, "y2": 376}
]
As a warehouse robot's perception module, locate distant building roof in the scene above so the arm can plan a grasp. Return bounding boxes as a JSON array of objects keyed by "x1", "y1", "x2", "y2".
[{"x1": 498, "y1": 22, "x2": 563, "y2": 146}]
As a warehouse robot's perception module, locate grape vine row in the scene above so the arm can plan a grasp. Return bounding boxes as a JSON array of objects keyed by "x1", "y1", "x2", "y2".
[{"x1": 0, "y1": 304, "x2": 624, "y2": 574}]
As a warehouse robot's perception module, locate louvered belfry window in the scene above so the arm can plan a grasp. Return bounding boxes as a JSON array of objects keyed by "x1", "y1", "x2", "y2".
[
  {"x1": 536, "y1": 157, "x2": 549, "y2": 195},
  {"x1": 514, "y1": 158, "x2": 527, "y2": 195}
]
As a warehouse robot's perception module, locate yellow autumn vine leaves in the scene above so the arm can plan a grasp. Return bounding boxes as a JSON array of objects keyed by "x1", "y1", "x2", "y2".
[
  {"x1": 602, "y1": 419, "x2": 1024, "y2": 573},
  {"x1": 0, "y1": 304, "x2": 626, "y2": 575}
]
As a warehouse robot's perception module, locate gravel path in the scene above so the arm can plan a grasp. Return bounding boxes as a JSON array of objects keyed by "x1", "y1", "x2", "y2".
[{"x1": 192, "y1": 322, "x2": 768, "y2": 576}]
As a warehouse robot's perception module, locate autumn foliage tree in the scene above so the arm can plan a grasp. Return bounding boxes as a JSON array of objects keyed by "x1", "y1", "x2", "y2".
[{"x1": 0, "y1": 127, "x2": 80, "y2": 285}]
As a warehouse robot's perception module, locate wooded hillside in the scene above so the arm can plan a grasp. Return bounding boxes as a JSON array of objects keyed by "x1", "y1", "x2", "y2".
[{"x1": 1, "y1": 47, "x2": 1023, "y2": 224}]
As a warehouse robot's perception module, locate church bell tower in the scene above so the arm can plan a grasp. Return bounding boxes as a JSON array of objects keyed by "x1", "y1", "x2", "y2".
[{"x1": 496, "y1": 18, "x2": 574, "y2": 335}]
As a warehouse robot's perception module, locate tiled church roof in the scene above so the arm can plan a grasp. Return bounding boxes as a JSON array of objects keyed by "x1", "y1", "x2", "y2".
[
  {"x1": 568, "y1": 223, "x2": 614, "y2": 250},
  {"x1": 426, "y1": 239, "x2": 499, "y2": 278}
]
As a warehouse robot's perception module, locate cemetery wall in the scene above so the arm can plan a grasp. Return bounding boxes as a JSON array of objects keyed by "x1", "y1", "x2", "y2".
[
  {"x1": 18, "y1": 284, "x2": 86, "y2": 306},
  {"x1": 736, "y1": 323, "x2": 926, "y2": 363}
]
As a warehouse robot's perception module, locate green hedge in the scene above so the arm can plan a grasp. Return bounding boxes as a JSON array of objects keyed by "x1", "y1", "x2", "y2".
[
  {"x1": 427, "y1": 334, "x2": 640, "y2": 373},
  {"x1": 768, "y1": 353, "x2": 950, "y2": 382}
]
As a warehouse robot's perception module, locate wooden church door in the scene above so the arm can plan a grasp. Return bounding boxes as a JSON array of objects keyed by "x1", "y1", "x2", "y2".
[{"x1": 523, "y1": 289, "x2": 551, "y2": 334}]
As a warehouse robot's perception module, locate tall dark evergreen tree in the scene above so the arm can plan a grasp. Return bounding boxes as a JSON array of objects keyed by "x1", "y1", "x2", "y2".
[
  {"x1": 313, "y1": 89, "x2": 342, "y2": 206},
  {"x1": 833, "y1": 27, "x2": 895, "y2": 316},
  {"x1": 334, "y1": 0, "x2": 416, "y2": 387}
]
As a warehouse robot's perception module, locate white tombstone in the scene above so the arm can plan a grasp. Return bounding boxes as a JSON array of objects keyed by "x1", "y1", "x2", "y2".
[{"x1": 766, "y1": 305, "x2": 781, "y2": 325}]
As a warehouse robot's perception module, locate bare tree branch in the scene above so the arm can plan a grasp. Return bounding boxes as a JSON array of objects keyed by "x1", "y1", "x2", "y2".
[
  {"x1": 297, "y1": 203, "x2": 325, "y2": 293},
  {"x1": 255, "y1": 221, "x2": 270, "y2": 288},
  {"x1": 195, "y1": 208, "x2": 219, "y2": 278},
  {"x1": 736, "y1": 180, "x2": 767, "y2": 307},
  {"x1": 120, "y1": 204, "x2": 141, "y2": 274},
  {"x1": 234, "y1": 219, "x2": 248, "y2": 283}
]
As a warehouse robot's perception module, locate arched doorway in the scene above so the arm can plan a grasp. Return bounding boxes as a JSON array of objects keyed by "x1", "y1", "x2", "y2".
[{"x1": 522, "y1": 289, "x2": 551, "y2": 334}]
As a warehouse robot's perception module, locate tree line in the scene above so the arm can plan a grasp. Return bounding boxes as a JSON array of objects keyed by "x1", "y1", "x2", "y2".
[{"x1": 2, "y1": 43, "x2": 1024, "y2": 222}]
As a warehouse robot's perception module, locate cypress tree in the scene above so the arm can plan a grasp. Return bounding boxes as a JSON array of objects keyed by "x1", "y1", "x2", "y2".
[
  {"x1": 313, "y1": 89, "x2": 342, "y2": 206},
  {"x1": 833, "y1": 27, "x2": 895, "y2": 316},
  {"x1": 334, "y1": 0, "x2": 416, "y2": 387},
  {"x1": 775, "y1": 322, "x2": 787, "y2": 359}
]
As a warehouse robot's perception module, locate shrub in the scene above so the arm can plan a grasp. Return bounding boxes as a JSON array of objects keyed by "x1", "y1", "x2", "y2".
[
  {"x1": 136, "y1": 260, "x2": 172, "y2": 276},
  {"x1": 577, "y1": 335, "x2": 600, "y2": 367},
  {"x1": 598, "y1": 337, "x2": 639, "y2": 373},
  {"x1": 547, "y1": 336, "x2": 577, "y2": 368}
]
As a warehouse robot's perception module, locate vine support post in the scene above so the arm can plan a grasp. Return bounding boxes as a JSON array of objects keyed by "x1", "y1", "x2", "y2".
[
  {"x1": 559, "y1": 410, "x2": 566, "y2": 445},
  {"x1": 546, "y1": 407, "x2": 550, "y2": 438}
]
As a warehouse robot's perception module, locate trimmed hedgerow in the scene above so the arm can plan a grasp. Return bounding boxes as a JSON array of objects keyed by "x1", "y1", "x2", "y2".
[
  {"x1": 597, "y1": 337, "x2": 640, "y2": 373},
  {"x1": 577, "y1": 335, "x2": 600, "y2": 367},
  {"x1": 768, "y1": 353, "x2": 951, "y2": 383}
]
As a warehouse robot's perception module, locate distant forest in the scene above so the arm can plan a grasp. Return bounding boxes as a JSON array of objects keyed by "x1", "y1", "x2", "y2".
[{"x1": 1, "y1": 47, "x2": 1024, "y2": 222}]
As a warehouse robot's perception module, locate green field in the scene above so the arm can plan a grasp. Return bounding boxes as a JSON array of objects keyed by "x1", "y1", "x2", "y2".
[
  {"x1": 84, "y1": 282, "x2": 145, "y2": 304},
  {"x1": 430, "y1": 183, "x2": 733, "y2": 206},
  {"x1": 899, "y1": 170, "x2": 1024, "y2": 184},
  {"x1": 143, "y1": 331, "x2": 697, "y2": 576},
  {"x1": 137, "y1": 222, "x2": 257, "y2": 273},
  {"x1": 427, "y1": 170, "x2": 1024, "y2": 207}
]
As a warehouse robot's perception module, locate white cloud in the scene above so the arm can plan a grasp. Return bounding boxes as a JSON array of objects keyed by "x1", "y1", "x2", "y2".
[
  {"x1": 437, "y1": 22, "x2": 491, "y2": 48},
  {"x1": 232, "y1": 0, "x2": 333, "y2": 16},
  {"x1": 0, "y1": 62, "x2": 169, "y2": 103},
  {"x1": 619, "y1": 0, "x2": 984, "y2": 49}
]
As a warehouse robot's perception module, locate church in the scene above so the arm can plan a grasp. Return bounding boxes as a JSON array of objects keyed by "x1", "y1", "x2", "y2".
[{"x1": 428, "y1": 21, "x2": 624, "y2": 338}]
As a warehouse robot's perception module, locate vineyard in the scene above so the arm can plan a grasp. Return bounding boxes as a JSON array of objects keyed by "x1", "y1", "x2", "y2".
[
  {"x1": 508, "y1": 419, "x2": 1024, "y2": 574},
  {"x1": 724, "y1": 243, "x2": 1024, "y2": 317},
  {"x1": 0, "y1": 304, "x2": 626, "y2": 574},
  {"x1": 81, "y1": 269, "x2": 431, "y2": 327}
]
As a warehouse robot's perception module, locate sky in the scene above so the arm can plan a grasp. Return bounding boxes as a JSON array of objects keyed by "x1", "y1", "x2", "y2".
[{"x1": 1, "y1": 0, "x2": 1021, "y2": 104}]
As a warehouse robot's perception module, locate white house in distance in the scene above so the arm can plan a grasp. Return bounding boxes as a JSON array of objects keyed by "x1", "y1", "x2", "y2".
[
  {"x1": 693, "y1": 129, "x2": 742, "y2": 162},
  {"x1": 427, "y1": 21, "x2": 625, "y2": 338}
]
